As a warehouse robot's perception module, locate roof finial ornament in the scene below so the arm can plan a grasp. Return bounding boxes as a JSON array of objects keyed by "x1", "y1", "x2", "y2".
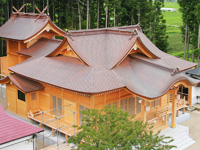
[
  {"x1": 65, "y1": 29, "x2": 74, "y2": 41},
  {"x1": 171, "y1": 67, "x2": 180, "y2": 76},
  {"x1": 12, "y1": 5, "x2": 24, "y2": 21},
  {"x1": 129, "y1": 29, "x2": 138, "y2": 40},
  {"x1": 35, "y1": 6, "x2": 48, "y2": 22}
]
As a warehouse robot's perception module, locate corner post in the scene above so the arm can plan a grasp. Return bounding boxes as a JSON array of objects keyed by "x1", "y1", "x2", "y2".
[{"x1": 171, "y1": 88, "x2": 177, "y2": 128}]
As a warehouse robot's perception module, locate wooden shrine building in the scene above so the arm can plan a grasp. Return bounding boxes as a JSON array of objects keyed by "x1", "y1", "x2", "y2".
[{"x1": 0, "y1": 12, "x2": 199, "y2": 138}]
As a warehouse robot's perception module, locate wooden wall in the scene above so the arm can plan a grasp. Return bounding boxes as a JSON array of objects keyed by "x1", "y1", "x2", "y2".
[
  {"x1": 6, "y1": 83, "x2": 27, "y2": 118},
  {"x1": 0, "y1": 56, "x2": 8, "y2": 76}
]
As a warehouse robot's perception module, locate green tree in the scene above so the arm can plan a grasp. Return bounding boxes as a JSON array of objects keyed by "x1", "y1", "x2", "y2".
[{"x1": 68, "y1": 106, "x2": 176, "y2": 150}]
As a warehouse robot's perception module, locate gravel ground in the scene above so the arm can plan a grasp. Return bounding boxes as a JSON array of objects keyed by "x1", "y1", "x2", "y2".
[{"x1": 180, "y1": 110, "x2": 200, "y2": 150}]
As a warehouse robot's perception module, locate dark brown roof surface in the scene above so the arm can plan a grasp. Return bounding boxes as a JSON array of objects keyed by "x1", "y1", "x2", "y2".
[
  {"x1": 8, "y1": 73, "x2": 45, "y2": 93},
  {"x1": 8, "y1": 26, "x2": 199, "y2": 98},
  {"x1": 0, "y1": 13, "x2": 64, "y2": 40}
]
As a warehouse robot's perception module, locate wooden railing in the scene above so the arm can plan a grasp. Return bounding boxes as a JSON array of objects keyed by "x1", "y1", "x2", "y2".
[
  {"x1": 156, "y1": 106, "x2": 172, "y2": 117},
  {"x1": 176, "y1": 98, "x2": 187, "y2": 109}
]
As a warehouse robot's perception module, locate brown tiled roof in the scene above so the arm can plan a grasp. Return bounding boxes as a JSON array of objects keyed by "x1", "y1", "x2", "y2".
[
  {"x1": 0, "y1": 13, "x2": 64, "y2": 40},
  {"x1": 17, "y1": 38, "x2": 62, "y2": 58},
  {"x1": 8, "y1": 26, "x2": 199, "y2": 99},
  {"x1": 8, "y1": 73, "x2": 45, "y2": 93}
]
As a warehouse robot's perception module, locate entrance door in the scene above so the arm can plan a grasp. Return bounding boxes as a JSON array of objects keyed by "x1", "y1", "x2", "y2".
[{"x1": 52, "y1": 96, "x2": 62, "y2": 116}]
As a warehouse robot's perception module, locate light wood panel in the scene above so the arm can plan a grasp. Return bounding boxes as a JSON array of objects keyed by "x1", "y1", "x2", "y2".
[
  {"x1": 7, "y1": 84, "x2": 17, "y2": 113},
  {"x1": 39, "y1": 92, "x2": 51, "y2": 111}
]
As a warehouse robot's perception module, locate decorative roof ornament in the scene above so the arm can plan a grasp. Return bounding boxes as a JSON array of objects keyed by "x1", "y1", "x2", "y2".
[
  {"x1": 129, "y1": 29, "x2": 138, "y2": 40},
  {"x1": 35, "y1": 6, "x2": 48, "y2": 22},
  {"x1": 65, "y1": 29, "x2": 74, "y2": 41},
  {"x1": 171, "y1": 67, "x2": 180, "y2": 76},
  {"x1": 12, "y1": 5, "x2": 24, "y2": 20}
]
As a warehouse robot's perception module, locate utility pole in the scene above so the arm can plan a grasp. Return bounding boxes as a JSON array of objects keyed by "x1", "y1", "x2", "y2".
[
  {"x1": 47, "y1": 0, "x2": 49, "y2": 15},
  {"x1": 97, "y1": 0, "x2": 99, "y2": 28}
]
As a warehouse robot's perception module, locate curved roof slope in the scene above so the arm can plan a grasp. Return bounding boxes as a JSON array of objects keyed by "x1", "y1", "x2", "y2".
[
  {"x1": 0, "y1": 13, "x2": 64, "y2": 40},
  {"x1": 0, "y1": 104, "x2": 43, "y2": 145},
  {"x1": 8, "y1": 26, "x2": 199, "y2": 99}
]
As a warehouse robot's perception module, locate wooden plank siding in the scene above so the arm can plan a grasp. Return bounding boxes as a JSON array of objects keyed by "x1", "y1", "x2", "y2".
[{"x1": 0, "y1": 56, "x2": 8, "y2": 76}]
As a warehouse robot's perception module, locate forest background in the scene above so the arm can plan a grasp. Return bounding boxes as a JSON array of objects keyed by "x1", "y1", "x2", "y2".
[{"x1": 0, "y1": 0, "x2": 199, "y2": 63}]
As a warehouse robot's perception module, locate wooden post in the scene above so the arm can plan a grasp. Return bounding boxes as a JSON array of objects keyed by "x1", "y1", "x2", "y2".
[
  {"x1": 65, "y1": 134, "x2": 69, "y2": 142},
  {"x1": 183, "y1": 107, "x2": 185, "y2": 114},
  {"x1": 52, "y1": 129, "x2": 55, "y2": 136},
  {"x1": 142, "y1": 100, "x2": 146, "y2": 122},
  {"x1": 176, "y1": 110, "x2": 179, "y2": 117},
  {"x1": 39, "y1": 123, "x2": 43, "y2": 128},
  {"x1": 188, "y1": 87, "x2": 192, "y2": 106},
  {"x1": 165, "y1": 114, "x2": 168, "y2": 126},
  {"x1": 171, "y1": 89, "x2": 176, "y2": 128}
]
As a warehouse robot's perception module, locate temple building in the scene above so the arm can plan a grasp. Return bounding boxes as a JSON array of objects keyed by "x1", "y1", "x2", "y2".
[{"x1": 0, "y1": 12, "x2": 199, "y2": 138}]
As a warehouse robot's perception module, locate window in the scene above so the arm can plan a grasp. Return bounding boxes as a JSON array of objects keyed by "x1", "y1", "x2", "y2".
[
  {"x1": 128, "y1": 97, "x2": 135, "y2": 115},
  {"x1": 18, "y1": 90, "x2": 25, "y2": 101},
  {"x1": 79, "y1": 105, "x2": 89, "y2": 125},
  {"x1": 52, "y1": 96, "x2": 62, "y2": 116},
  {"x1": 120, "y1": 99, "x2": 127, "y2": 112}
]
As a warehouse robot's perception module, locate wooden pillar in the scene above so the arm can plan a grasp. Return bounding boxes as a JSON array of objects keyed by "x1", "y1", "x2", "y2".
[
  {"x1": 176, "y1": 110, "x2": 179, "y2": 117},
  {"x1": 171, "y1": 89, "x2": 176, "y2": 128},
  {"x1": 188, "y1": 87, "x2": 192, "y2": 106},
  {"x1": 52, "y1": 129, "x2": 55, "y2": 136},
  {"x1": 165, "y1": 114, "x2": 168, "y2": 126},
  {"x1": 39, "y1": 123, "x2": 43, "y2": 128},
  {"x1": 142, "y1": 100, "x2": 146, "y2": 122},
  {"x1": 183, "y1": 107, "x2": 186, "y2": 114},
  {"x1": 65, "y1": 134, "x2": 69, "y2": 141}
]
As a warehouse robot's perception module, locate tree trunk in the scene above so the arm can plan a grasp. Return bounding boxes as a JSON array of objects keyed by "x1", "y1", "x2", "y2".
[
  {"x1": 105, "y1": 2, "x2": 108, "y2": 28},
  {"x1": 197, "y1": 55, "x2": 199, "y2": 67},
  {"x1": 184, "y1": 24, "x2": 187, "y2": 60},
  {"x1": 7, "y1": 0, "x2": 9, "y2": 20},
  {"x1": 25, "y1": 0, "x2": 27, "y2": 12},
  {"x1": 53, "y1": 3, "x2": 54, "y2": 21},
  {"x1": 114, "y1": 8, "x2": 115, "y2": 27},
  {"x1": 72, "y1": 7, "x2": 74, "y2": 29},
  {"x1": 33, "y1": 0, "x2": 35, "y2": 13},
  {"x1": 138, "y1": 7, "x2": 140, "y2": 24},
  {"x1": 43, "y1": 0, "x2": 44, "y2": 9},
  {"x1": 87, "y1": 0, "x2": 89, "y2": 30},
  {"x1": 192, "y1": 53, "x2": 194, "y2": 62},
  {"x1": 187, "y1": 27, "x2": 190, "y2": 61},
  {"x1": 97, "y1": 0, "x2": 99, "y2": 28},
  {"x1": 77, "y1": 0, "x2": 81, "y2": 30},
  {"x1": 47, "y1": 0, "x2": 49, "y2": 14},
  {"x1": 198, "y1": 24, "x2": 200, "y2": 48}
]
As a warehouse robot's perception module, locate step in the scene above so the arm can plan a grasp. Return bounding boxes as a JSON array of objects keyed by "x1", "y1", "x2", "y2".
[{"x1": 177, "y1": 139, "x2": 195, "y2": 150}]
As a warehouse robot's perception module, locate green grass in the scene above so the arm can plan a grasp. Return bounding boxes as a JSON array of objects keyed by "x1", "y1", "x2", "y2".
[
  {"x1": 163, "y1": 2, "x2": 185, "y2": 53},
  {"x1": 163, "y1": 2, "x2": 180, "y2": 9}
]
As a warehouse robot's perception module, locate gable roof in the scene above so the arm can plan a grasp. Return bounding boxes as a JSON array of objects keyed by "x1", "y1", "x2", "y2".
[
  {"x1": 8, "y1": 26, "x2": 199, "y2": 99},
  {"x1": 0, "y1": 13, "x2": 65, "y2": 41},
  {"x1": 0, "y1": 104, "x2": 43, "y2": 145}
]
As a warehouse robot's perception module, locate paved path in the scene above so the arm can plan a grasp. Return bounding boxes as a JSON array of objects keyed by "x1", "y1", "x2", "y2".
[{"x1": 180, "y1": 110, "x2": 200, "y2": 150}]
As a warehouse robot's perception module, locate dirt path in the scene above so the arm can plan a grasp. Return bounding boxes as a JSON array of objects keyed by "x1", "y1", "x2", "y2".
[{"x1": 180, "y1": 110, "x2": 200, "y2": 150}]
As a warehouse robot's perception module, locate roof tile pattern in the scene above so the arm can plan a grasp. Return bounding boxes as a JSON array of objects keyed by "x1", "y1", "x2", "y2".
[
  {"x1": 9, "y1": 26, "x2": 199, "y2": 98},
  {"x1": 0, "y1": 105, "x2": 43, "y2": 144},
  {"x1": 0, "y1": 14, "x2": 49, "y2": 40}
]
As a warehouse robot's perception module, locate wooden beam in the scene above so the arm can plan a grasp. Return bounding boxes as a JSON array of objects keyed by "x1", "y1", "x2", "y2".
[
  {"x1": 188, "y1": 87, "x2": 192, "y2": 106},
  {"x1": 171, "y1": 89, "x2": 176, "y2": 128},
  {"x1": 142, "y1": 100, "x2": 146, "y2": 122}
]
